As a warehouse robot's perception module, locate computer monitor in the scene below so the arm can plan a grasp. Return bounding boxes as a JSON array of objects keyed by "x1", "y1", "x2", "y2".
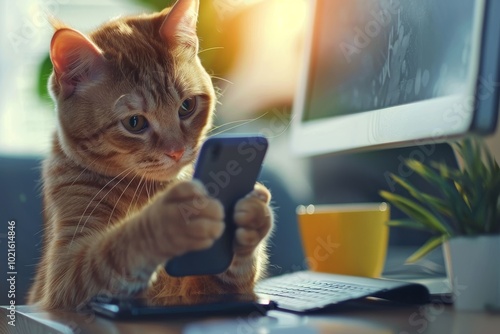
[{"x1": 291, "y1": 0, "x2": 500, "y2": 157}]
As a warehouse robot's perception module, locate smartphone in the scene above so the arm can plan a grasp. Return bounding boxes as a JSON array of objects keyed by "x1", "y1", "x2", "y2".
[
  {"x1": 89, "y1": 294, "x2": 276, "y2": 320},
  {"x1": 165, "y1": 135, "x2": 269, "y2": 277}
]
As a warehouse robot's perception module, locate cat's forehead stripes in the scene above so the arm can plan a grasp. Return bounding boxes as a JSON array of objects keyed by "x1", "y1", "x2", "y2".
[
  {"x1": 119, "y1": 90, "x2": 154, "y2": 113},
  {"x1": 139, "y1": 90, "x2": 151, "y2": 112},
  {"x1": 88, "y1": 12, "x2": 212, "y2": 112},
  {"x1": 166, "y1": 75, "x2": 181, "y2": 104},
  {"x1": 90, "y1": 14, "x2": 171, "y2": 99},
  {"x1": 122, "y1": 94, "x2": 144, "y2": 113}
]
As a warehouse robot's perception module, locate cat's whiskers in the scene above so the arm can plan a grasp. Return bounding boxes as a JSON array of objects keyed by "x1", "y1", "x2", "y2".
[
  {"x1": 210, "y1": 75, "x2": 233, "y2": 85},
  {"x1": 264, "y1": 113, "x2": 296, "y2": 139},
  {"x1": 106, "y1": 172, "x2": 138, "y2": 228},
  {"x1": 71, "y1": 167, "x2": 134, "y2": 246},
  {"x1": 126, "y1": 174, "x2": 145, "y2": 217},
  {"x1": 145, "y1": 179, "x2": 153, "y2": 202},
  {"x1": 151, "y1": 179, "x2": 159, "y2": 197},
  {"x1": 197, "y1": 46, "x2": 224, "y2": 55},
  {"x1": 213, "y1": 86, "x2": 224, "y2": 104},
  {"x1": 208, "y1": 117, "x2": 264, "y2": 133},
  {"x1": 207, "y1": 112, "x2": 269, "y2": 137},
  {"x1": 209, "y1": 110, "x2": 294, "y2": 139},
  {"x1": 150, "y1": 180, "x2": 155, "y2": 199},
  {"x1": 76, "y1": 168, "x2": 135, "y2": 244}
]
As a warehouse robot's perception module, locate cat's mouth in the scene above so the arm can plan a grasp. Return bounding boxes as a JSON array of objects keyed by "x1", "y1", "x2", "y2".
[
  {"x1": 137, "y1": 159, "x2": 182, "y2": 169},
  {"x1": 136, "y1": 164, "x2": 182, "y2": 181},
  {"x1": 135, "y1": 153, "x2": 194, "y2": 181},
  {"x1": 140, "y1": 159, "x2": 164, "y2": 165}
]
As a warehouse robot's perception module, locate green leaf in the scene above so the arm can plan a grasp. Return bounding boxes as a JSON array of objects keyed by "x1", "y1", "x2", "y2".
[
  {"x1": 407, "y1": 160, "x2": 471, "y2": 234},
  {"x1": 407, "y1": 160, "x2": 457, "y2": 192},
  {"x1": 37, "y1": 54, "x2": 53, "y2": 103},
  {"x1": 386, "y1": 219, "x2": 431, "y2": 231},
  {"x1": 379, "y1": 191, "x2": 452, "y2": 235},
  {"x1": 491, "y1": 156, "x2": 500, "y2": 175},
  {"x1": 454, "y1": 137, "x2": 487, "y2": 181},
  {"x1": 390, "y1": 174, "x2": 452, "y2": 217},
  {"x1": 486, "y1": 173, "x2": 500, "y2": 232},
  {"x1": 453, "y1": 138, "x2": 475, "y2": 174},
  {"x1": 134, "y1": 0, "x2": 175, "y2": 10},
  {"x1": 405, "y1": 235, "x2": 449, "y2": 264}
]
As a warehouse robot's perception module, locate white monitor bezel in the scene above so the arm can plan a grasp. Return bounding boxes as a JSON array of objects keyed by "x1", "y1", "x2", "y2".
[{"x1": 291, "y1": 0, "x2": 494, "y2": 157}]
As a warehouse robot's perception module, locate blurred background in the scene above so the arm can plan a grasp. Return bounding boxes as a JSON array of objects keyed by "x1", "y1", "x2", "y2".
[{"x1": 0, "y1": 0, "x2": 308, "y2": 156}]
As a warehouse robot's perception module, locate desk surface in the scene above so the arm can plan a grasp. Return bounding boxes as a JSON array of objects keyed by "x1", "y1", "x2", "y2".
[{"x1": 2, "y1": 303, "x2": 500, "y2": 334}]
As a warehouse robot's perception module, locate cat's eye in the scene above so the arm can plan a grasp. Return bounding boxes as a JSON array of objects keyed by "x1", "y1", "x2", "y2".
[
  {"x1": 121, "y1": 115, "x2": 148, "y2": 133},
  {"x1": 178, "y1": 96, "x2": 198, "y2": 119}
]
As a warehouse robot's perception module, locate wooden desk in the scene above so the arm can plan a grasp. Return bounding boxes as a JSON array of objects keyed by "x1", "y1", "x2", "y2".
[{"x1": 1, "y1": 303, "x2": 499, "y2": 334}]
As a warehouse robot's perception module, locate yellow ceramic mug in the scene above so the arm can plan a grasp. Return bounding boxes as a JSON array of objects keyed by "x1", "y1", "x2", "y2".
[{"x1": 297, "y1": 203, "x2": 390, "y2": 278}]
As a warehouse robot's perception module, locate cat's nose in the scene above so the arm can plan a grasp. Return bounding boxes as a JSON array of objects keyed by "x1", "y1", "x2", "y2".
[{"x1": 165, "y1": 148, "x2": 185, "y2": 162}]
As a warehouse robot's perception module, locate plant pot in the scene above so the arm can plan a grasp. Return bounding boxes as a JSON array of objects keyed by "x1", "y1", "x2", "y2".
[{"x1": 443, "y1": 235, "x2": 500, "y2": 311}]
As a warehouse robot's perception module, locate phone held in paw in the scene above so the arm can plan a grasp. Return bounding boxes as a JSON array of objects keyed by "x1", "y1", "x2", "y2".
[{"x1": 165, "y1": 135, "x2": 269, "y2": 277}]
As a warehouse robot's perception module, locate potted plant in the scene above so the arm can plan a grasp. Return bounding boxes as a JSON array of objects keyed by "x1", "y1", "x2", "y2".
[{"x1": 380, "y1": 137, "x2": 500, "y2": 311}]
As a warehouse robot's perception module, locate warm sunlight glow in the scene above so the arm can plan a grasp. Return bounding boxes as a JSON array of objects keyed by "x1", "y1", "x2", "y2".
[{"x1": 217, "y1": 0, "x2": 308, "y2": 119}]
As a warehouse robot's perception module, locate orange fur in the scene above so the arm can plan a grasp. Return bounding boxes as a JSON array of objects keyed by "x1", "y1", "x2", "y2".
[{"x1": 28, "y1": 0, "x2": 272, "y2": 310}]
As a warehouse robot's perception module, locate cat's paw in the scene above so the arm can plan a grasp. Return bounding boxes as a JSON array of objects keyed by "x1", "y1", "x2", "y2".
[
  {"x1": 232, "y1": 183, "x2": 273, "y2": 257},
  {"x1": 151, "y1": 181, "x2": 225, "y2": 258}
]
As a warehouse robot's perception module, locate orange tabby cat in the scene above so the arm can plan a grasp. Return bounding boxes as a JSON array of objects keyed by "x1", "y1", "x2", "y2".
[{"x1": 28, "y1": 0, "x2": 273, "y2": 310}]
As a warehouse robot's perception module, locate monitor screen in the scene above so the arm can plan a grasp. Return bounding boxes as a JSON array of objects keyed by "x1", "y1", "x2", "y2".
[{"x1": 291, "y1": 0, "x2": 500, "y2": 156}]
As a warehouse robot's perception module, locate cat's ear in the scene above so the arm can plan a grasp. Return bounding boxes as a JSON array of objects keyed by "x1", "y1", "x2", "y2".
[
  {"x1": 160, "y1": 0, "x2": 199, "y2": 51},
  {"x1": 50, "y1": 28, "x2": 104, "y2": 98}
]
